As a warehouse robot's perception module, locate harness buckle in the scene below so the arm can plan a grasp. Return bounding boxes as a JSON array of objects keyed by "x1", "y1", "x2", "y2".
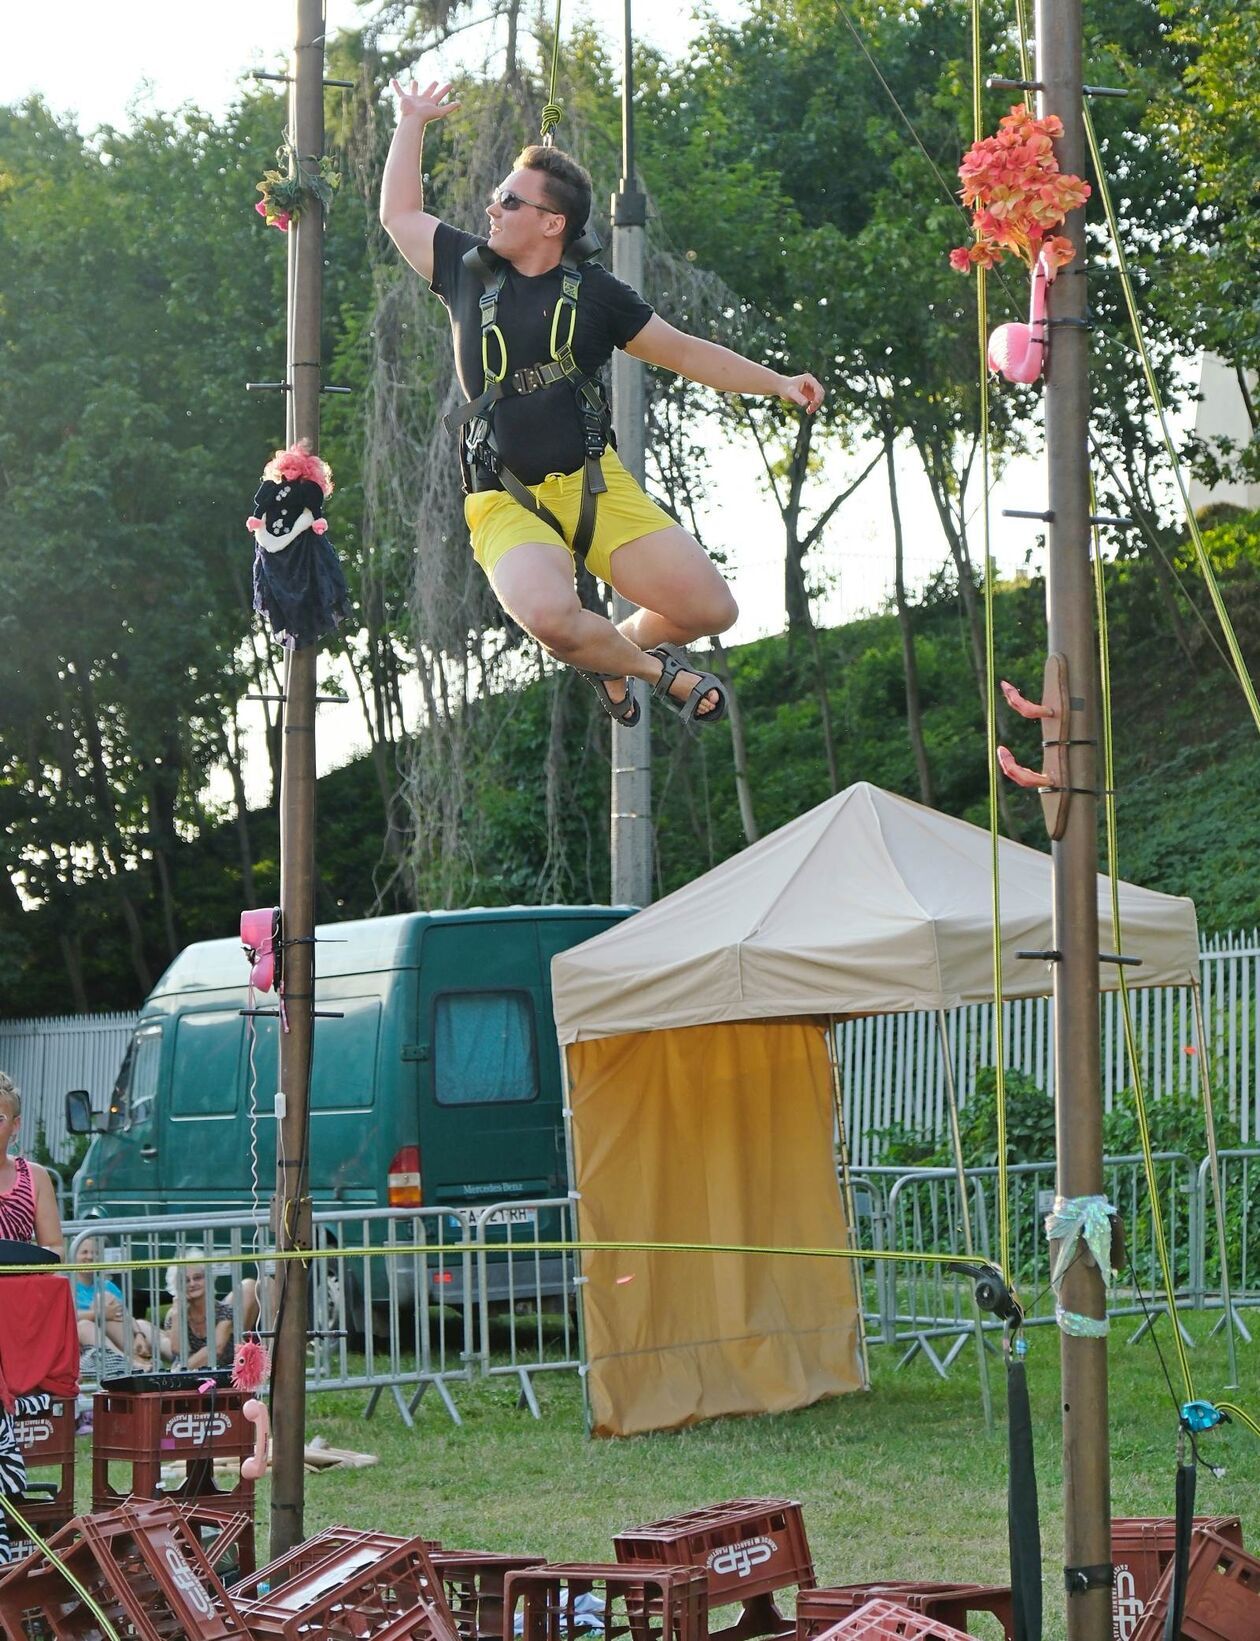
[
  {"x1": 515, "y1": 364, "x2": 544, "y2": 394},
  {"x1": 465, "y1": 420, "x2": 498, "y2": 473}
]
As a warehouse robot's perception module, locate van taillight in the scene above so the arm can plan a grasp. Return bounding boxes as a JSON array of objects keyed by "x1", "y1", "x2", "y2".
[{"x1": 388, "y1": 1145, "x2": 422, "y2": 1208}]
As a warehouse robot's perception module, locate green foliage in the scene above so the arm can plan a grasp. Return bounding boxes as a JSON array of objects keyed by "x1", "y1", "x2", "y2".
[
  {"x1": 29, "y1": 1119, "x2": 90, "y2": 1182},
  {"x1": 955, "y1": 1067, "x2": 1056, "y2": 1167},
  {"x1": 1102, "y1": 1091, "x2": 1243, "y2": 1160}
]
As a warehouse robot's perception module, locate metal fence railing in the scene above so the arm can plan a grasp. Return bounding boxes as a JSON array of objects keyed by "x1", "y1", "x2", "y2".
[
  {"x1": 57, "y1": 1154, "x2": 1260, "y2": 1412},
  {"x1": 844, "y1": 1151, "x2": 1259, "y2": 1375},
  {"x1": 63, "y1": 1198, "x2": 584, "y2": 1423}
]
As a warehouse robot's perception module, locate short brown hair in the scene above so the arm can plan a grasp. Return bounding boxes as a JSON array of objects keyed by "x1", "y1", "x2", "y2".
[
  {"x1": 516, "y1": 146, "x2": 592, "y2": 247},
  {"x1": 0, "y1": 1074, "x2": 20, "y2": 1119}
]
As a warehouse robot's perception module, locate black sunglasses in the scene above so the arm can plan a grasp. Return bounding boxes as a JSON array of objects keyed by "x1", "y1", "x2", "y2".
[{"x1": 489, "y1": 186, "x2": 555, "y2": 214}]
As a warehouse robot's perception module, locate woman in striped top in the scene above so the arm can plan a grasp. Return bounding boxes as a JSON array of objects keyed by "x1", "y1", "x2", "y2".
[{"x1": 0, "y1": 1073, "x2": 64, "y2": 1259}]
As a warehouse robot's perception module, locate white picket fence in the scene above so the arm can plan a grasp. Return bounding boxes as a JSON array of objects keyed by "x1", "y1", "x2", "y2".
[
  {"x1": 839, "y1": 930, "x2": 1260, "y2": 1166},
  {"x1": 0, "y1": 1011, "x2": 138, "y2": 1162}
]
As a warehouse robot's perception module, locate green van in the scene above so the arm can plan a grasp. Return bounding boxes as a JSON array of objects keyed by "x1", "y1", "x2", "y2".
[{"x1": 70, "y1": 907, "x2": 629, "y2": 1300}]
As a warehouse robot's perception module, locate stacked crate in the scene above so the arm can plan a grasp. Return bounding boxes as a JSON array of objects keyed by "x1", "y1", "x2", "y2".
[
  {"x1": 615, "y1": 1498, "x2": 814, "y2": 1638},
  {"x1": 92, "y1": 1373, "x2": 258, "y2": 1574}
]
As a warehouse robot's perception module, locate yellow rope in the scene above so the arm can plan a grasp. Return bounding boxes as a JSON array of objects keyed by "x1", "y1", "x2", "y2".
[
  {"x1": 1216, "y1": 1403, "x2": 1260, "y2": 1441},
  {"x1": 1012, "y1": 0, "x2": 1033, "y2": 100},
  {"x1": 539, "y1": 0, "x2": 565, "y2": 144},
  {"x1": 12, "y1": 1240, "x2": 1011, "y2": 1279},
  {"x1": 1082, "y1": 105, "x2": 1260, "y2": 736},
  {"x1": 1091, "y1": 497, "x2": 1195, "y2": 1403},
  {"x1": 972, "y1": 0, "x2": 1011, "y2": 1281}
]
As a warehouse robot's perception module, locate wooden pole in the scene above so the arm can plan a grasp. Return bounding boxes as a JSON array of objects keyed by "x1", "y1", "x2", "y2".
[
  {"x1": 269, "y1": 0, "x2": 324, "y2": 1559},
  {"x1": 1036, "y1": 3, "x2": 1112, "y2": 1636},
  {"x1": 609, "y1": 0, "x2": 652, "y2": 908}
]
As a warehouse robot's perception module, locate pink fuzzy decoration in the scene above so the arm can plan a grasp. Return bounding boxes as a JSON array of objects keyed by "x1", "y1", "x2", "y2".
[
  {"x1": 232, "y1": 1338, "x2": 271, "y2": 1393},
  {"x1": 262, "y1": 440, "x2": 334, "y2": 496}
]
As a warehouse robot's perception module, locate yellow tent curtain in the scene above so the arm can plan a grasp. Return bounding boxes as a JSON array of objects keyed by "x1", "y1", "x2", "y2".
[{"x1": 567, "y1": 1017, "x2": 865, "y2": 1437}]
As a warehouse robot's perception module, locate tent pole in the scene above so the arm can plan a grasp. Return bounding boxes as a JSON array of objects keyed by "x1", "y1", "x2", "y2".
[
  {"x1": 1191, "y1": 982, "x2": 1240, "y2": 1388},
  {"x1": 936, "y1": 1010, "x2": 993, "y2": 1431},
  {"x1": 827, "y1": 1016, "x2": 870, "y2": 1390},
  {"x1": 559, "y1": 1047, "x2": 593, "y2": 1435}
]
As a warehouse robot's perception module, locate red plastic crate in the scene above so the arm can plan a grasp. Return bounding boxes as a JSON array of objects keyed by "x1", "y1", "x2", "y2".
[
  {"x1": 431, "y1": 1549, "x2": 548, "y2": 1640},
  {"x1": 798, "y1": 1584, "x2": 1014, "y2": 1640},
  {"x1": 232, "y1": 1526, "x2": 458, "y2": 1640},
  {"x1": 615, "y1": 1498, "x2": 813, "y2": 1638},
  {"x1": 11, "y1": 1401, "x2": 74, "y2": 1467},
  {"x1": 180, "y1": 1502, "x2": 255, "y2": 1587},
  {"x1": 1130, "y1": 1527, "x2": 1260, "y2": 1641},
  {"x1": 10, "y1": 1399, "x2": 76, "y2": 1522},
  {"x1": 0, "y1": 1493, "x2": 75, "y2": 1570},
  {"x1": 812, "y1": 1602, "x2": 973, "y2": 1640},
  {"x1": 1111, "y1": 1515, "x2": 1244, "y2": 1641},
  {"x1": 504, "y1": 1561, "x2": 709, "y2": 1641},
  {"x1": 0, "y1": 1498, "x2": 245, "y2": 1640},
  {"x1": 91, "y1": 1378, "x2": 257, "y2": 1571}
]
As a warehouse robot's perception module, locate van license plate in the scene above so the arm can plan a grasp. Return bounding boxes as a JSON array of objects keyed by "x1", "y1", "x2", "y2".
[{"x1": 485, "y1": 1207, "x2": 538, "y2": 1228}]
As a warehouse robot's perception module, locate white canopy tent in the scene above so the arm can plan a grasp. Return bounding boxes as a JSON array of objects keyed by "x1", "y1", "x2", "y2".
[
  {"x1": 552, "y1": 783, "x2": 1200, "y2": 1436},
  {"x1": 554, "y1": 782, "x2": 1200, "y2": 1043}
]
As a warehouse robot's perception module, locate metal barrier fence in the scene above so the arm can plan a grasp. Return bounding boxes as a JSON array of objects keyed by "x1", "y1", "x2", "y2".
[
  {"x1": 846, "y1": 1151, "x2": 1257, "y2": 1373},
  {"x1": 64, "y1": 1197, "x2": 582, "y2": 1425},
  {"x1": 58, "y1": 1155, "x2": 1259, "y2": 1417}
]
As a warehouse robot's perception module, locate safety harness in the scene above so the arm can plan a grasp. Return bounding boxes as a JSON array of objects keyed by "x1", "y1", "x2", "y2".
[{"x1": 444, "y1": 235, "x2": 614, "y2": 562}]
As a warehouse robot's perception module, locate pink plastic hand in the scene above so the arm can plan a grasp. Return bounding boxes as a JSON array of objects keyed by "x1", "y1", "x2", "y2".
[
  {"x1": 1001, "y1": 679, "x2": 1054, "y2": 720},
  {"x1": 997, "y1": 745, "x2": 1054, "y2": 789}
]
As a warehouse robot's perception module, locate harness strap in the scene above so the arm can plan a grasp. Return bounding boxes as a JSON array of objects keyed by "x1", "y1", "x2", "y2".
[{"x1": 447, "y1": 239, "x2": 612, "y2": 561}]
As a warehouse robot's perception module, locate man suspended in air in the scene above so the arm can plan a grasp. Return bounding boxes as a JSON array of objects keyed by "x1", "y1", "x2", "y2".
[{"x1": 380, "y1": 77, "x2": 825, "y2": 729}]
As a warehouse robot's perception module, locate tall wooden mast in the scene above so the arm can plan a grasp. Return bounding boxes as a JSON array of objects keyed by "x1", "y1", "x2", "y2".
[
  {"x1": 609, "y1": 0, "x2": 652, "y2": 908},
  {"x1": 1036, "y1": 2, "x2": 1112, "y2": 1636},
  {"x1": 269, "y1": 0, "x2": 324, "y2": 1559}
]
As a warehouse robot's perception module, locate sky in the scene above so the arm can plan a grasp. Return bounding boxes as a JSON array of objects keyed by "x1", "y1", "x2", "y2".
[{"x1": 2, "y1": 0, "x2": 1050, "y2": 800}]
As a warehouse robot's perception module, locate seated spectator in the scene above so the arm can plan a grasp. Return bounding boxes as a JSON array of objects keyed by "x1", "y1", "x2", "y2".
[
  {"x1": 73, "y1": 1236, "x2": 167, "y2": 1371},
  {"x1": 163, "y1": 1248, "x2": 259, "y2": 1371}
]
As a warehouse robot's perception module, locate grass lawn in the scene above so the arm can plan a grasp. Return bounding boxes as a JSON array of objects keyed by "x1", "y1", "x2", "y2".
[{"x1": 72, "y1": 1320, "x2": 1259, "y2": 1641}]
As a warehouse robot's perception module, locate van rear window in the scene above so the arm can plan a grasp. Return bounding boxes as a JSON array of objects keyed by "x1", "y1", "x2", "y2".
[{"x1": 434, "y1": 992, "x2": 537, "y2": 1106}]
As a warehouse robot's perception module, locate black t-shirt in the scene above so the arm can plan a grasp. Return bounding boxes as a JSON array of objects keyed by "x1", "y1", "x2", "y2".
[{"x1": 430, "y1": 222, "x2": 654, "y2": 489}]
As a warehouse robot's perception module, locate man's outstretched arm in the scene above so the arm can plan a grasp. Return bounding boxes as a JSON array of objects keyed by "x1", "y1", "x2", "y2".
[
  {"x1": 624, "y1": 315, "x2": 824, "y2": 413},
  {"x1": 379, "y1": 77, "x2": 461, "y2": 282}
]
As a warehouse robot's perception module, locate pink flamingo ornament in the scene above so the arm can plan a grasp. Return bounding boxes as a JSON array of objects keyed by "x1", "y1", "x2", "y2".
[
  {"x1": 240, "y1": 907, "x2": 280, "y2": 994},
  {"x1": 987, "y1": 250, "x2": 1054, "y2": 384}
]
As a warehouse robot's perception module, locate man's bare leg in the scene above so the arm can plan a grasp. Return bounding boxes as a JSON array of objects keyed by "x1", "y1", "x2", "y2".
[
  {"x1": 491, "y1": 534, "x2": 737, "y2": 714},
  {"x1": 607, "y1": 525, "x2": 738, "y2": 712},
  {"x1": 490, "y1": 543, "x2": 673, "y2": 698}
]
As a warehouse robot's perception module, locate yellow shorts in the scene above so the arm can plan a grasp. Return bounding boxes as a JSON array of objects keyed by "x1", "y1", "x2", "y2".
[{"x1": 464, "y1": 449, "x2": 677, "y2": 586}]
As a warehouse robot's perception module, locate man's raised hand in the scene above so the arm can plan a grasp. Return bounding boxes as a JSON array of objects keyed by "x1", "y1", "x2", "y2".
[
  {"x1": 779, "y1": 373, "x2": 825, "y2": 414},
  {"x1": 390, "y1": 77, "x2": 461, "y2": 124}
]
